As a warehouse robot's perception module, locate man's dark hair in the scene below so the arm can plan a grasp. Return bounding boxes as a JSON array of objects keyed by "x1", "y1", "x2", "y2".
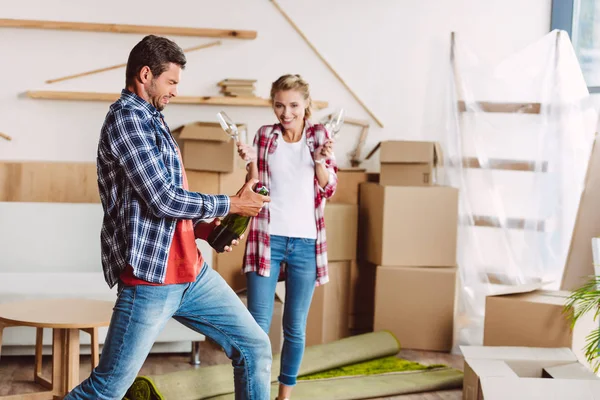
[{"x1": 125, "y1": 35, "x2": 186, "y2": 87}]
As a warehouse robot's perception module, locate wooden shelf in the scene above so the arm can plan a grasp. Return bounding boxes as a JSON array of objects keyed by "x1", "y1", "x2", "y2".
[
  {"x1": 0, "y1": 18, "x2": 257, "y2": 39},
  {"x1": 26, "y1": 91, "x2": 329, "y2": 109}
]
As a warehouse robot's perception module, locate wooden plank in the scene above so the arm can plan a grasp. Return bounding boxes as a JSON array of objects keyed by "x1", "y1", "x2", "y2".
[
  {"x1": 0, "y1": 161, "x2": 100, "y2": 203},
  {"x1": 457, "y1": 100, "x2": 541, "y2": 114},
  {"x1": 26, "y1": 90, "x2": 329, "y2": 109},
  {"x1": 46, "y1": 40, "x2": 222, "y2": 84},
  {"x1": 462, "y1": 157, "x2": 549, "y2": 172},
  {"x1": 471, "y1": 215, "x2": 546, "y2": 231},
  {"x1": 0, "y1": 18, "x2": 257, "y2": 39}
]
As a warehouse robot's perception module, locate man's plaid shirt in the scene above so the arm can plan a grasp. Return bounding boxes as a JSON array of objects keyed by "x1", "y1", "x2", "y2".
[
  {"x1": 97, "y1": 89, "x2": 230, "y2": 288},
  {"x1": 242, "y1": 120, "x2": 338, "y2": 286}
]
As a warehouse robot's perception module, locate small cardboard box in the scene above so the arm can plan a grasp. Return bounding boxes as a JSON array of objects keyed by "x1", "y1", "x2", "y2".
[
  {"x1": 324, "y1": 204, "x2": 358, "y2": 261},
  {"x1": 187, "y1": 167, "x2": 248, "y2": 291},
  {"x1": 186, "y1": 168, "x2": 247, "y2": 197},
  {"x1": 239, "y1": 288, "x2": 284, "y2": 352},
  {"x1": 484, "y1": 288, "x2": 596, "y2": 364},
  {"x1": 173, "y1": 122, "x2": 246, "y2": 173},
  {"x1": 348, "y1": 260, "x2": 376, "y2": 331},
  {"x1": 359, "y1": 182, "x2": 458, "y2": 266},
  {"x1": 306, "y1": 261, "x2": 351, "y2": 346},
  {"x1": 461, "y1": 345, "x2": 600, "y2": 400},
  {"x1": 329, "y1": 168, "x2": 368, "y2": 205},
  {"x1": 366, "y1": 140, "x2": 441, "y2": 186},
  {"x1": 374, "y1": 266, "x2": 457, "y2": 351}
]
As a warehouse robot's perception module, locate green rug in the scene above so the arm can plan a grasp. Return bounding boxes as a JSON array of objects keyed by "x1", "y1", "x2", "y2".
[
  {"x1": 298, "y1": 355, "x2": 446, "y2": 380},
  {"x1": 124, "y1": 331, "x2": 463, "y2": 400}
]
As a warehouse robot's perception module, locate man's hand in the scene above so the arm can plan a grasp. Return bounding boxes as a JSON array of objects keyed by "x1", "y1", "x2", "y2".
[
  {"x1": 229, "y1": 179, "x2": 270, "y2": 217},
  {"x1": 195, "y1": 219, "x2": 243, "y2": 252}
]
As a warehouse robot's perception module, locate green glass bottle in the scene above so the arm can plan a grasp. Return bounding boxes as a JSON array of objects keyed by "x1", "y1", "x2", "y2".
[{"x1": 207, "y1": 185, "x2": 269, "y2": 253}]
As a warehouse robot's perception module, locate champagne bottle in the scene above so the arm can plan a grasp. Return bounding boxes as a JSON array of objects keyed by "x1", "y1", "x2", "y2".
[{"x1": 207, "y1": 185, "x2": 269, "y2": 253}]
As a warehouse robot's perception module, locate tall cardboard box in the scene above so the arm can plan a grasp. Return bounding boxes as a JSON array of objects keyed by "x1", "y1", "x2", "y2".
[
  {"x1": 329, "y1": 169, "x2": 368, "y2": 204},
  {"x1": 462, "y1": 345, "x2": 600, "y2": 400},
  {"x1": 374, "y1": 266, "x2": 456, "y2": 351},
  {"x1": 348, "y1": 260, "x2": 376, "y2": 332},
  {"x1": 188, "y1": 167, "x2": 248, "y2": 291},
  {"x1": 366, "y1": 141, "x2": 441, "y2": 186},
  {"x1": 324, "y1": 204, "x2": 358, "y2": 261},
  {"x1": 359, "y1": 183, "x2": 458, "y2": 266},
  {"x1": 173, "y1": 122, "x2": 247, "y2": 173},
  {"x1": 483, "y1": 289, "x2": 595, "y2": 364},
  {"x1": 306, "y1": 261, "x2": 351, "y2": 346}
]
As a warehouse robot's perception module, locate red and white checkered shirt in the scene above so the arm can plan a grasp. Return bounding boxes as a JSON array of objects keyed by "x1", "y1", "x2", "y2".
[{"x1": 243, "y1": 120, "x2": 338, "y2": 286}]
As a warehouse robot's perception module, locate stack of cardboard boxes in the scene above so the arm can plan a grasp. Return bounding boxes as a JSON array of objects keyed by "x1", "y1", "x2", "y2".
[
  {"x1": 173, "y1": 121, "x2": 249, "y2": 292},
  {"x1": 360, "y1": 140, "x2": 459, "y2": 352},
  {"x1": 304, "y1": 169, "x2": 362, "y2": 346}
]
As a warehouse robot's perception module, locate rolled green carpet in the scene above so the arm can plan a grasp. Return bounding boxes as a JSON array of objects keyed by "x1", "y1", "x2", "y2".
[
  {"x1": 207, "y1": 368, "x2": 464, "y2": 400},
  {"x1": 125, "y1": 331, "x2": 461, "y2": 400}
]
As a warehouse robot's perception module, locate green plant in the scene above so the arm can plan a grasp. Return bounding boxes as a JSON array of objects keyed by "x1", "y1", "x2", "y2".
[{"x1": 564, "y1": 275, "x2": 600, "y2": 373}]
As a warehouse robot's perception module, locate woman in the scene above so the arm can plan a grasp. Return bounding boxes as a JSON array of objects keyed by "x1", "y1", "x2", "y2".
[{"x1": 237, "y1": 74, "x2": 337, "y2": 400}]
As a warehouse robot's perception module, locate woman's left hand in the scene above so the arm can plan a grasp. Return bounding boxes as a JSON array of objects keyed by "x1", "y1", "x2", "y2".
[{"x1": 314, "y1": 139, "x2": 334, "y2": 163}]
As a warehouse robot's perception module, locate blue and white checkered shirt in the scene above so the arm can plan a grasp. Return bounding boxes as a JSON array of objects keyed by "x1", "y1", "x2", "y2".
[{"x1": 97, "y1": 89, "x2": 230, "y2": 288}]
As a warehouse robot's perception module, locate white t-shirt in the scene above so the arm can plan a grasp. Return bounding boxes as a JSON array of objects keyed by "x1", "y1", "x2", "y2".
[{"x1": 268, "y1": 132, "x2": 317, "y2": 239}]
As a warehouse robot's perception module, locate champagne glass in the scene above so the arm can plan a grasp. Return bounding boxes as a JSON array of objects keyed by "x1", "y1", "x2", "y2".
[
  {"x1": 324, "y1": 108, "x2": 345, "y2": 138},
  {"x1": 216, "y1": 111, "x2": 240, "y2": 143}
]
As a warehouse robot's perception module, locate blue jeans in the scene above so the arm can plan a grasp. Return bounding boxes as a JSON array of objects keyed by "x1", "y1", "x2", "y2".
[
  {"x1": 246, "y1": 235, "x2": 317, "y2": 386},
  {"x1": 65, "y1": 263, "x2": 272, "y2": 400}
]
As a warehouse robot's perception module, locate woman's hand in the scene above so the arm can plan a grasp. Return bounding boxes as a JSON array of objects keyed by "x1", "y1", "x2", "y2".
[
  {"x1": 237, "y1": 143, "x2": 257, "y2": 163},
  {"x1": 314, "y1": 139, "x2": 334, "y2": 163}
]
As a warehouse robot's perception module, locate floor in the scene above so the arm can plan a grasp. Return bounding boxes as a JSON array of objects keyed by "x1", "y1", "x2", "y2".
[{"x1": 0, "y1": 341, "x2": 464, "y2": 399}]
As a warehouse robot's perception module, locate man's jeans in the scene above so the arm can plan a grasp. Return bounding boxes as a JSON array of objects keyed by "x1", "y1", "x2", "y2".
[
  {"x1": 246, "y1": 235, "x2": 317, "y2": 386},
  {"x1": 65, "y1": 263, "x2": 272, "y2": 400}
]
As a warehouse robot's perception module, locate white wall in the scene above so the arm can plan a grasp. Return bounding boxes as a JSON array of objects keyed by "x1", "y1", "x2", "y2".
[
  {"x1": 0, "y1": 1, "x2": 551, "y2": 278},
  {"x1": 0, "y1": 0, "x2": 552, "y2": 167}
]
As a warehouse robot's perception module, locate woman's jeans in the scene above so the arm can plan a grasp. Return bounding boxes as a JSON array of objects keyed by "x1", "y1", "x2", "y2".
[
  {"x1": 65, "y1": 263, "x2": 272, "y2": 400},
  {"x1": 246, "y1": 235, "x2": 317, "y2": 386}
]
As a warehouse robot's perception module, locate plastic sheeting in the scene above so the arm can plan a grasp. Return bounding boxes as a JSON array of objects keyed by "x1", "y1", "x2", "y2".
[{"x1": 439, "y1": 30, "x2": 598, "y2": 351}]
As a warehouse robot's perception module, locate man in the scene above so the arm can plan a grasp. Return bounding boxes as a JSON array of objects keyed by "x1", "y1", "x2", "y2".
[{"x1": 65, "y1": 35, "x2": 272, "y2": 400}]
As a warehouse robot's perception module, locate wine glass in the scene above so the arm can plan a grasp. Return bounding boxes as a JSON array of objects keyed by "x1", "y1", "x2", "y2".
[
  {"x1": 324, "y1": 108, "x2": 345, "y2": 138},
  {"x1": 216, "y1": 111, "x2": 240, "y2": 142}
]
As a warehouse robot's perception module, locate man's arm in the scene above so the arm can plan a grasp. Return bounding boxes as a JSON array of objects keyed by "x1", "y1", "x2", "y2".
[{"x1": 108, "y1": 109, "x2": 229, "y2": 220}]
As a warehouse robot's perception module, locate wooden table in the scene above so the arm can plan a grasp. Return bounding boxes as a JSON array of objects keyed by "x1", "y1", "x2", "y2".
[{"x1": 0, "y1": 299, "x2": 113, "y2": 400}]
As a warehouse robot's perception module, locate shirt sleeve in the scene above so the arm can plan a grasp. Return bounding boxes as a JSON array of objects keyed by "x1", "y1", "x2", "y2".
[{"x1": 107, "y1": 109, "x2": 230, "y2": 219}]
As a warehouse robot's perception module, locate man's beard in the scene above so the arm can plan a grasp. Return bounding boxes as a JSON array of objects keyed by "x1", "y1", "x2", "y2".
[{"x1": 148, "y1": 80, "x2": 165, "y2": 111}]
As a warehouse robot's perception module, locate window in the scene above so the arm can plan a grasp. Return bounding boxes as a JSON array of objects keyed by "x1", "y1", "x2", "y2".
[{"x1": 552, "y1": 0, "x2": 600, "y2": 92}]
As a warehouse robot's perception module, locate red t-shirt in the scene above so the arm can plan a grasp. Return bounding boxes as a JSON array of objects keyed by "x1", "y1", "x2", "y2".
[{"x1": 120, "y1": 150, "x2": 204, "y2": 285}]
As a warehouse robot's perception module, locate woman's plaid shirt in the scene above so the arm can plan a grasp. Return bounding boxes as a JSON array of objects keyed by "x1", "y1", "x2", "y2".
[{"x1": 242, "y1": 120, "x2": 338, "y2": 286}]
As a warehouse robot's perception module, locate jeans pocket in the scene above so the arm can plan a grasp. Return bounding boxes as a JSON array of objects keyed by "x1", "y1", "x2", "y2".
[{"x1": 300, "y1": 238, "x2": 316, "y2": 245}]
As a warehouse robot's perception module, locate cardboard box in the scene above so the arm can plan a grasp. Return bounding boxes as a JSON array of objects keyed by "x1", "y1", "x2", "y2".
[
  {"x1": 188, "y1": 167, "x2": 249, "y2": 291},
  {"x1": 562, "y1": 137, "x2": 600, "y2": 290},
  {"x1": 359, "y1": 183, "x2": 458, "y2": 266},
  {"x1": 187, "y1": 168, "x2": 247, "y2": 197},
  {"x1": 324, "y1": 204, "x2": 358, "y2": 261},
  {"x1": 461, "y1": 345, "x2": 600, "y2": 399},
  {"x1": 329, "y1": 168, "x2": 368, "y2": 204},
  {"x1": 348, "y1": 260, "x2": 376, "y2": 331},
  {"x1": 173, "y1": 122, "x2": 247, "y2": 173},
  {"x1": 366, "y1": 141, "x2": 441, "y2": 186},
  {"x1": 483, "y1": 288, "x2": 595, "y2": 364},
  {"x1": 239, "y1": 290, "x2": 284, "y2": 352},
  {"x1": 306, "y1": 261, "x2": 351, "y2": 346},
  {"x1": 374, "y1": 266, "x2": 456, "y2": 351}
]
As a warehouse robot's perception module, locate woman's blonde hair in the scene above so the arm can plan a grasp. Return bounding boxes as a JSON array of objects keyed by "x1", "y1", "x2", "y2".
[{"x1": 270, "y1": 74, "x2": 313, "y2": 119}]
